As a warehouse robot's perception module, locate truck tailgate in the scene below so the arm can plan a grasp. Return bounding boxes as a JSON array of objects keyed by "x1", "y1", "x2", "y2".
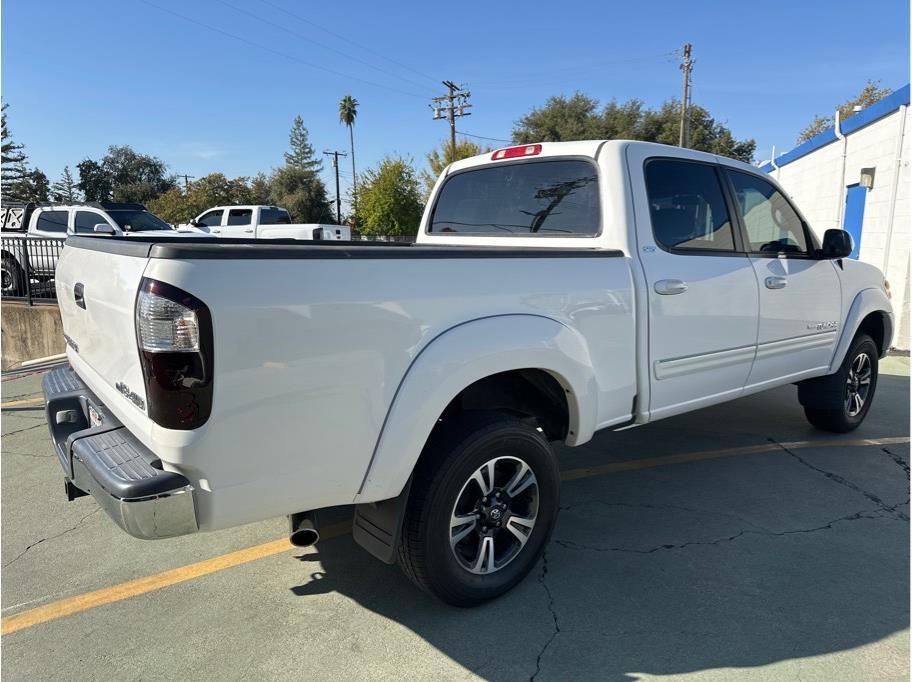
[{"x1": 55, "y1": 243, "x2": 150, "y2": 415}]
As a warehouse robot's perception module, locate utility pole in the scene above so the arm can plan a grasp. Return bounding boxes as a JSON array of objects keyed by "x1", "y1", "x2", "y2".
[
  {"x1": 678, "y1": 43, "x2": 694, "y2": 148},
  {"x1": 432, "y1": 81, "x2": 472, "y2": 161},
  {"x1": 179, "y1": 174, "x2": 195, "y2": 190},
  {"x1": 323, "y1": 150, "x2": 348, "y2": 224}
]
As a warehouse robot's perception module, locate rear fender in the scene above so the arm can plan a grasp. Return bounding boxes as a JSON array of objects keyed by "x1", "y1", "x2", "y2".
[{"x1": 355, "y1": 314, "x2": 598, "y2": 503}]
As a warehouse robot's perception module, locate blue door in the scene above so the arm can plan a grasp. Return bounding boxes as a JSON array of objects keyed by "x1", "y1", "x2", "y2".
[{"x1": 842, "y1": 184, "x2": 866, "y2": 259}]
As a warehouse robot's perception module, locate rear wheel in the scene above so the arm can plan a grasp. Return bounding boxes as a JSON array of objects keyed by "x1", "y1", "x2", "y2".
[
  {"x1": 1, "y1": 255, "x2": 24, "y2": 296},
  {"x1": 800, "y1": 334, "x2": 879, "y2": 433},
  {"x1": 398, "y1": 412, "x2": 560, "y2": 606}
]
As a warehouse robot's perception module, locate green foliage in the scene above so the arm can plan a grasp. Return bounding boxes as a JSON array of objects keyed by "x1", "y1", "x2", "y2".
[
  {"x1": 147, "y1": 173, "x2": 258, "y2": 224},
  {"x1": 51, "y1": 166, "x2": 81, "y2": 202},
  {"x1": 797, "y1": 80, "x2": 894, "y2": 144},
  {"x1": 421, "y1": 138, "x2": 490, "y2": 198},
  {"x1": 77, "y1": 146, "x2": 175, "y2": 203},
  {"x1": 339, "y1": 95, "x2": 359, "y2": 213},
  {"x1": 284, "y1": 115, "x2": 322, "y2": 173},
  {"x1": 7, "y1": 168, "x2": 49, "y2": 202},
  {"x1": 1, "y1": 103, "x2": 28, "y2": 188},
  {"x1": 269, "y1": 166, "x2": 333, "y2": 223},
  {"x1": 512, "y1": 92, "x2": 756, "y2": 162},
  {"x1": 356, "y1": 156, "x2": 424, "y2": 236},
  {"x1": 249, "y1": 172, "x2": 271, "y2": 205}
]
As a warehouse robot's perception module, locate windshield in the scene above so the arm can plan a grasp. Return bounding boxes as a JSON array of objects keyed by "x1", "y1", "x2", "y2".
[
  {"x1": 429, "y1": 159, "x2": 600, "y2": 235},
  {"x1": 107, "y1": 210, "x2": 172, "y2": 231}
]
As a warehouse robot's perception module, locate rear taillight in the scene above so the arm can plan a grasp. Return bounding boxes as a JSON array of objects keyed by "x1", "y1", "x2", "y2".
[
  {"x1": 135, "y1": 278, "x2": 213, "y2": 430},
  {"x1": 491, "y1": 144, "x2": 542, "y2": 160}
]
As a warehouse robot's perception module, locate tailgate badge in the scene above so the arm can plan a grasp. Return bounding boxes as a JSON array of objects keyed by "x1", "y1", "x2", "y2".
[{"x1": 115, "y1": 382, "x2": 145, "y2": 410}]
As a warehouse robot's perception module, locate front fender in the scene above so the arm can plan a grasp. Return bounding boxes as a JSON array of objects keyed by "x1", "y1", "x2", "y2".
[
  {"x1": 355, "y1": 314, "x2": 599, "y2": 503},
  {"x1": 829, "y1": 287, "x2": 893, "y2": 372}
]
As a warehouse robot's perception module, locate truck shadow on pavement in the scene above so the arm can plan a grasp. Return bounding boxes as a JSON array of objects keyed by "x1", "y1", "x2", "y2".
[{"x1": 289, "y1": 377, "x2": 910, "y2": 681}]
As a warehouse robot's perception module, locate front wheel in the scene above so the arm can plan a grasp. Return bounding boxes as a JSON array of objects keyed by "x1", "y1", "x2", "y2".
[
  {"x1": 800, "y1": 334, "x2": 879, "y2": 433},
  {"x1": 397, "y1": 412, "x2": 560, "y2": 606}
]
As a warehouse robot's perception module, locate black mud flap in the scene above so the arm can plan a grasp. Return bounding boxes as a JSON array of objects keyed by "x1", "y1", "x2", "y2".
[{"x1": 352, "y1": 479, "x2": 412, "y2": 564}]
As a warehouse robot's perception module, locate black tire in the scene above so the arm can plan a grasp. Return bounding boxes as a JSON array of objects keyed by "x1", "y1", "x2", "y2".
[
  {"x1": 1, "y1": 255, "x2": 24, "y2": 297},
  {"x1": 397, "y1": 412, "x2": 560, "y2": 607},
  {"x1": 799, "y1": 334, "x2": 879, "y2": 433}
]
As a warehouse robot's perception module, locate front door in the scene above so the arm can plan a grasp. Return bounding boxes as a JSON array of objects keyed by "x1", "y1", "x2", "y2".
[
  {"x1": 724, "y1": 168, "x2": 842, "y2": 388},
  {"x1": 628, "y1": 150, "x2": 759, "y2": 420},
  {"x1": 220, "y1": 208, "x2": 255, "y2": 237}
]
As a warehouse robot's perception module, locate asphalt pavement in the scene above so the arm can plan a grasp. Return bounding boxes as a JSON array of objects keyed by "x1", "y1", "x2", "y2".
[{"x1": 1, "y1": 358, "x2": 909, "y2": 681}]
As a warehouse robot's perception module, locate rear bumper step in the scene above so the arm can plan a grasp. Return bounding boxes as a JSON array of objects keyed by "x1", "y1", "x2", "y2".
[{"x1": 42, "y1": 365, "x2": 198, "y2": 539}]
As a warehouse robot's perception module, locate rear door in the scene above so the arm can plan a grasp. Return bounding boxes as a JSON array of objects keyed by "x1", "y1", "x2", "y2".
[
  {"x1": 628, "y1": 149, "x2": 759, "y2": 420},
  {"x1": 724, "y1": 168, "x2": 841, "y2": 387}
]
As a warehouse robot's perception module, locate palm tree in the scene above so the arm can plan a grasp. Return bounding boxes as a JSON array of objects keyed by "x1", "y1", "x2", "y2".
[{"x1": 338, "y1": 95, "x2": 359, "y2": 216}]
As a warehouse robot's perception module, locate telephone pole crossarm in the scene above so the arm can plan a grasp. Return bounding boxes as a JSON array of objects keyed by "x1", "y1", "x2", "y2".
[{"x1": 431, "y1": 81, "x2": 472, "y2": 161}]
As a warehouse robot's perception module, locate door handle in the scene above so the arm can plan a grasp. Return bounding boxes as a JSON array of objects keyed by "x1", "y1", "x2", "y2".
[
  {"x1": 211, "y1": 228, "x2": 221, "y2": 233},
  {"x1": 765, "y1": 276, "x2": 788, "y2": 290},
  {"x1": 74, "y1": 282, "x2": 85, "y2": 309},
  {"x1": 654, "y1": 279, "x2": 688, "y2": 295},
  {"x1": 243, "y1": 229, "x2": 254, "y2": 233}
]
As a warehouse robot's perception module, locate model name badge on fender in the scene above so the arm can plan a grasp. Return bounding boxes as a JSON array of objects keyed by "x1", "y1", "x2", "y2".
[
  {"x1": 807, "y1": 321, "x2": 838, "y2": 331},
  {"x1": 115, "y1": 382, "x2": 145, "y2": 410}
]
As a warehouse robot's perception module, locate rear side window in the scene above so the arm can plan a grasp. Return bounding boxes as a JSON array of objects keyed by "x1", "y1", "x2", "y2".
[
  {"x1": 727, "y1": 170, "x2": 809, "y2": 255},
  {"x1": 227, "y1": 209, "x2": 252, "y2": 225},
  {"x1": 645, "y1": 159, "x2": 735, "y2": 252},
  {"x1": 429, "y1": 159, "x2": 599, "y2": 235},
  {"x1": 73, "y1": 211, "x2": 111, "y2": 234},
  {"x1": 36, "y1": 210, "x2": 68, "y2": 233},
  {"x1": 260, "y1": 207, "x2": 291, "y2": 224}
]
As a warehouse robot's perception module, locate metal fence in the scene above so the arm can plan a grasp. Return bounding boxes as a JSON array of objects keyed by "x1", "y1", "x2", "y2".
[{"x1": 1, "y1": 236, "x2": 65, "y2": 304}]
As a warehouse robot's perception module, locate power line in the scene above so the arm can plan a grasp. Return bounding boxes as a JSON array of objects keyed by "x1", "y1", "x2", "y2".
[
  {"x1": 456, "y1": 130, "x2": 510, "y2": 143},
  {"x1": 212, "y1": 0, "x2": 436, "y2": 94},
  {"x1": 255, "y1": 0, "x2": 440, "y2": 86},
  {"x1": 139, "y1": 0, "x2": 428, "y2": 99}
]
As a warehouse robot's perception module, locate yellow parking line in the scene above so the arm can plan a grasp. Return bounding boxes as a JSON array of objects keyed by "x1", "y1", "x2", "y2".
[
  {"x1": 1, "y1": 396, "x2": 45, "y2": 408},
  {"x1": 1, "y1": 435, "x2": 908, "y2": 636}
]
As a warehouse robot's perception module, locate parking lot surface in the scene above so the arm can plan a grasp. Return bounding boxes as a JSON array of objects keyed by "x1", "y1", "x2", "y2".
[{"x1": 2, "y1": 358, "x2": 909, "y2": 681}]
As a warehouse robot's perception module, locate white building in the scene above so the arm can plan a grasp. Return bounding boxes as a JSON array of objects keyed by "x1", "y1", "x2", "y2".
[{"x1": 761, "y1": 84, "x2": 910, "y2": 350}]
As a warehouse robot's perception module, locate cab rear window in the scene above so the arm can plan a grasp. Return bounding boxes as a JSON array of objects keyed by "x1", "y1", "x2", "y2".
[{"x1": 429, "y1": 159, "x2": 599, "y2": 236}]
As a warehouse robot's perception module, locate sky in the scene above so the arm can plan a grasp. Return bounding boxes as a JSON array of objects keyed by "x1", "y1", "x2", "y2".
[{"x1": 2, "y1": 0, "x2": 909, "y2": 207}]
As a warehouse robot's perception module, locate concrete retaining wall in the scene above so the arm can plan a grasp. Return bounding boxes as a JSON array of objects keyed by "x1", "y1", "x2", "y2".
[{"x1": 1, "y1": 302, "x2": 65, "y2": 370}]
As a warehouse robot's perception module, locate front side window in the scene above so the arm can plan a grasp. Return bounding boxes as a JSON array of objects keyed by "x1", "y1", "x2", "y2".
[
  {"x1": 227, "y1": 209, "x2": 252, "y2": 226},
  {"x1": 197, "y1": 210, "x2": 223, "y2": 227},
  {"x1": 260, "y1": 207, "x2": 291, "y2": 224},
  {"x1": 429, "y1": 159, "x2": 599, "y2": 235},
  {"x1": 727, "y1": 170, "x2": 808, "y2": 255},
  {"x1": 644, "y1": 159, "x2": 735, "y2": 252},
  {"x1": 35, "y1": 210, "x2": 68, "y2": 233},
  {"x1": 74, "y1": 211, "x2": 111, "y2": 234}
]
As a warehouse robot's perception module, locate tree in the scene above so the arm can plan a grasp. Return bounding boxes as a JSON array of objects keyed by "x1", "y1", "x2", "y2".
[
  {"x1": 356, "y1": 156, "x2": 424, "y2": 236},
  {"x1": 1, "y1": 103, "x2": 28, "y2": 188},
  {"x1": 148, "y1": 172, "x2": 257, "y2": 224},
  {"x1": 421, "y1": 138, "x2": 489, "y2": 198},
  {"x1": 51, "y1": 166, "x2": 81, "y2": 202},
  {"x1": 284, "y1": 115, "x2": 322, "y2": 173},
  {"x1": 797, "y1": 80, "x2": 894, "y2": 143},
  {"x1": 249, "y1": 172, "x2": 271, "y2": 205},
  {"x1": 269, "y1": 166, "x2": 333, "y2": 223},
  {"x1": 338, "y1": 95, "x2": 359, "y2": 213},
  {"x1": 101, "y1": 145, "x2": 176, "y2": 203},
  {"x1": 512, "y1": 92, "x2": 756, "y2": 163},
  {"x1": 8, "y1": 168, "x2": 50, "y2": 202},
  {"x1": 77, "y1": 159, "x2": 112, "y2": 201}
]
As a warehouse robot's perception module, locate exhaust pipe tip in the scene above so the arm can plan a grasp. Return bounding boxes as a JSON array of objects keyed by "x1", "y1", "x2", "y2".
[{"x1": 289, "y1": 511, "x2": 320, "y2": 547}]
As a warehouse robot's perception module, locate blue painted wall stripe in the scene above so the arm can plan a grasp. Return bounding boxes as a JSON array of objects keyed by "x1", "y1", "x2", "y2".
[{"x1": 761, "y1": 84, "x2": 910, "y2": 173}]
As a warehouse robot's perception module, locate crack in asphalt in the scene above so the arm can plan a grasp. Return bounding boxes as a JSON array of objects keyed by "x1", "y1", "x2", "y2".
[
  {"x1": 1, "y1": 508, "x2": 101, "y2": 568},
  {"x1": 768, "y1": 438, "x2": 908, "y2": 520},
  {"x1": 553, "y1": 507, "x2": 896, "y2": 556},
  {"x1": 1, "y1": 422, "x2": 47, "y2": 438},
  {"x1": 530, "y1": 549, "x2": 560, "y2": 682},
  {"x1": 3, "y1": 450, "x2": 54, "y2": 459},
  {"x1": 881, "y1": 447, "x2": 911, "y2": 477},
  {"x1": 559, "y1": 500, "x2": 771, "y2": 532}
]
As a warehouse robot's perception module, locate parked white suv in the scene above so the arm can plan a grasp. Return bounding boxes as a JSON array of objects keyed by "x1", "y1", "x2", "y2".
[
  {"x1": 44, "y1": 141, "x2": 892, "y2": 605},
  {"x1": 185, "y1": 205, "x2": 351, "y2": 240}
]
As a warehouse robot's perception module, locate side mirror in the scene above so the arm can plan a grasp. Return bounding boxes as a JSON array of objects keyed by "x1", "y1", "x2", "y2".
[
  {"x1": 819, "y1": 229, "x2": 853, "y2": 259},
  {"x1": 93, "y1": 223, "x2": 115, "y2": 235},
  {"x1": 190, "y1": 220, "x2": 204, "y2": 228}
]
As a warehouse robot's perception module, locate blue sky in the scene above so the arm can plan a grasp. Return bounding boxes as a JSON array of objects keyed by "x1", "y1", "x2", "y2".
[{"x1": 3, "y1": 0, "x2": 909, "y2": 205}]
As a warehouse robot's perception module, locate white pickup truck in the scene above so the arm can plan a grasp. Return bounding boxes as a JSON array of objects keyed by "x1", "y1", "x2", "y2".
[
  {"x1": 185, "y1": 204, "x2": 351, "y2": 240},
  {"x1": 43, "y1": 141, "x2": 893, "y2": 605}
]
